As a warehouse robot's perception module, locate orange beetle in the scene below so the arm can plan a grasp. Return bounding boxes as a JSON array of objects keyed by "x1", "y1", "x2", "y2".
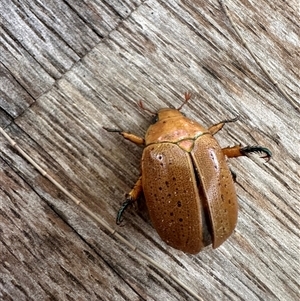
[{"x1": 104, "y1": 93, "x2": 271, "y2": 254}]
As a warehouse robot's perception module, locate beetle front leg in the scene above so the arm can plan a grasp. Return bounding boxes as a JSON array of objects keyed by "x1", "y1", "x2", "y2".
[
  {"x1": 103, "y1": 128, "x2": 145, "y2": 145},
  {"x1": 222, "y1": 145, "x2": 272, "y2": 162},
  {"x1": 208, "y1": 117, "x2": 239, "y2": 135},
  {"x1": 116, "y1": 176, "x2": 143, "y2": 224}
]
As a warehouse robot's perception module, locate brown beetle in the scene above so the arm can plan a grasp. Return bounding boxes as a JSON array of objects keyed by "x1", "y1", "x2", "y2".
[{"x1": 104, "y1": 93, "x2": 271, "y2": 254}]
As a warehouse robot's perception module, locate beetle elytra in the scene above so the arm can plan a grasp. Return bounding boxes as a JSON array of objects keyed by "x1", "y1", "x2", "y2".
[{"x1": 104, "y1": 93, "x2": 271, "y2": 254}]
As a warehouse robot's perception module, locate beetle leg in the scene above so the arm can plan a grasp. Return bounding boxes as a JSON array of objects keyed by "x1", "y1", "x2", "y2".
[
  {"x1": 222, "y1": 145, "x2": 272, "y2": 162},
  {"x1": 103, "y1": 127, "x2": 145, "y2": 145},
  {"x1": 116, "y1": 176, "x2": 143, "y2": 224},
  {"x1": 208, "y1": 117, "x2": 239, "y2": 135}
]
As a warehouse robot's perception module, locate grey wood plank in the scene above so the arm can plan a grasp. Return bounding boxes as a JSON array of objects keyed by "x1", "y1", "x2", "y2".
[
  {"x1": 0, "y1": 147, "x2": 144, "y2": 301},
  {"x1": 1, "y1": 0, "x2": 299, "y2": 300},
  {"x1": 0, "y1": 64, "x2": 35, "y2": 119},
  {"x1": 0, "y1": 0, "x2": 142, "y2": 118}
]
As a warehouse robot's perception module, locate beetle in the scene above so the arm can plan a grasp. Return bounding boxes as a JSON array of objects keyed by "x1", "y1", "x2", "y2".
[{"x1": 104, "y1": 93, "x2": 271, "y2": 254}]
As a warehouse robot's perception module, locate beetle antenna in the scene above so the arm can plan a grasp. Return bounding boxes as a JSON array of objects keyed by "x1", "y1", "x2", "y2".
[
  {"x1": 138, "y1": 100, "x2": 156, "y2": 116},
  {"x1": 177, "y1": 92, "x2": 192, "y2": 111}
]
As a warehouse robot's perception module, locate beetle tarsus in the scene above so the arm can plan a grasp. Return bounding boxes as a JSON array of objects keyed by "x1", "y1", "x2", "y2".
[
  {"x1": 116, "y1": 197, "x2": 134, "y2": 225},
  {"x1": 241, "y1": 146, "x2": 272, "y2": 162},
  {"x1": 103, "y1": 127, "x2": 123, "y2": 133},
  {"x1": 220, "y1": 116, "x2": 240, "y2": 124},
  {"x1": 208, "y1": 116, "x2": 239, "y2": 135}
]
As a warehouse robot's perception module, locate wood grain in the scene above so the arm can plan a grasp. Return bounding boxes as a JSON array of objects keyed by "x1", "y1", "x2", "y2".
[{"x1": 1, "y1": 0, "x2": 299, "y2": 300}]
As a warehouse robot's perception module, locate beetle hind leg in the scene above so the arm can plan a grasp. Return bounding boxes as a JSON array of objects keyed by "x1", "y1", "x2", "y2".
[
  {"x1": 222, "y1": 145, "x2": 272, "y2": 162},
  {"x1": 116, "y1": 176, "x2": 143, "y2": 224}
]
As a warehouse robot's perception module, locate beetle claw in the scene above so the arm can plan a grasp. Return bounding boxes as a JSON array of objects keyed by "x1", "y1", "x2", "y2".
[
  {"x1": 259, "y1": 153, "x2": 272, "y2": 162},
  {"x1": 241, "y1": 146, "x2": 272, "y2": 162}
]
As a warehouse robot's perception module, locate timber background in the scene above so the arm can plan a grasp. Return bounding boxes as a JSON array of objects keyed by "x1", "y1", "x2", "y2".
[{"x1": 0, "y1": 1, "x2": 299, "y2": 300}]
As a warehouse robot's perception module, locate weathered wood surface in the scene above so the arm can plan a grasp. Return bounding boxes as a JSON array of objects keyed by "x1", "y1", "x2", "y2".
[{"x1": 0, "y1": 0, "x2": 299, "y2": 300}]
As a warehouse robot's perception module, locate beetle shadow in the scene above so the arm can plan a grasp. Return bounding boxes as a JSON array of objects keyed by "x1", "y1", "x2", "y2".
[{"x1": 136, "y1": 192, "x2": 151, "y2": 223}]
